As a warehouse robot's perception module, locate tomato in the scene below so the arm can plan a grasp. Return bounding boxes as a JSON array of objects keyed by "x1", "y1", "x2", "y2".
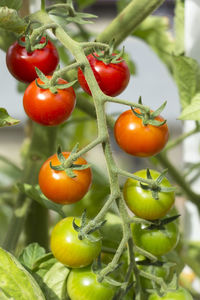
[
  {"x1": 114, "y1": 108, "x2": 169, "y2": 157},
  {"x1": 50, "y1": 217, "x2": 101, "y2": 268},
  {"x1": 23, "y1": 76, "x2": 76, "y2": 126},
  {"x1": 132, "y1": 220, "x2": 179, "y2": 257},
  {"x1": 67, "y1": 267, "x2": 117, "y2": 300},
  {"x1": 78, "y1": 53, "x2": 130, "y2": 96},
  {"x1": 123, "y1": 169, "x2": 175, "y2": 220},
  {"x1": 148, "y1": 288, "x2": 193, "y2": 300},
  {"x1": 39, "y1": 152, "x2": 92, "y2": 204},
  {"x1": 6, "y1": 36, "x2": 59, "y2": 83}
]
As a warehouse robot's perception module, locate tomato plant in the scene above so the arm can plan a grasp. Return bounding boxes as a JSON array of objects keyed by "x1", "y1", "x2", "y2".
[
  {"x1": 39, "y1": 152, "x2": 92, "y2": 204},
  {"x1": 78, "y1": 53, "x2": 130, "y2": 96},
  {"x1": 123, "y1": 169, "x2": 175, "y2": 220},
  {"x1": 23, "y1": 76, "x2": 76, "y2": 126},
  {"x1": 50, "y1": 217, "x2": 101, "y2": 268},
  {"x1": 6, "y1": 37, "x2": 59, "y2": 83},
  {"x1": 132, "y1": 220, "x2": 179, "y2": 256},
  {"x1": 114, "y1": 108, "x2": 169, "y2": 157},
  {"x1": 67, "y1": 266, "x2": 117, "y2": 300},
  {"x1": 148, "y1": 288, "x2": 193, "y2": 300}
]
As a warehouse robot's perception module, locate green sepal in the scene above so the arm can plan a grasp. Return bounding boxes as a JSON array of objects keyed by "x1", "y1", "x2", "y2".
[
  {"x1": 156, "y1": 169, "x2": 168, "y2": 184},
  {"x1": 103, "y1": 276, "x2": 127, "y2": 288},
  {"x1": 80, "y1": 209, "x2": 87, "y2": 227},
  {"x1": 87, "y1": 220, "x2": 107, "y2": 234},
  {"x1": 151, "y1": 101, "x2": 167, "y2": 118},
  {"x1": 49, "y1": 161, "x2": 65, "y2": 171},
  {"x1": 147, "y1": 119, "x2": 166, "y2": 126},
  {"x1": 136, "y1": 258, "x2": 164, "y2": 267},
  {"x1": 72, "y1": 218, "x2": 81, "y2": 232},
  {"x1": 65, "y1": 168, "x2": 77, "y2": 178},
  {"x1": 71, "y1": 142, "x2": 79, "y2": 155},
  {"x1": 131, "y1": 107, "x2": 143, "y2": 119},
  {"x1": 54, "y1": 79, "x2": 77, "y2": 90},
  {"x1": 85, "y1": 233, "x2": 102, "y2": 243},
  {"x1": 71, "y1": 163, "x2": 91, "y2": 170},
  {"x1": 35, "y1": 67, "x2": 49, "y2": 83},
  {"x1": 56, "y1": 145, "x2": 66, "y2": 164}
]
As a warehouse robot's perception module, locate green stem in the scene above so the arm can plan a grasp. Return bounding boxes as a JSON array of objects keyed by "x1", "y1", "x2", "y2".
[
  {"x1": 51, "y1": 62, "x2": 82, "y2": 85},
  {"x1": 118, "y1": 168, "x2": 155, "y2": 185},
  {"x1": 139, "y1": 270, "x2": 167, "y2": 290},
  {"x1": 0, "y1": 155, "x2": 21, "y2": 172},
  {"x1": 105, "y1": 96, "x2": 150, "y2": 112},
  {"x1": 41, "y1": 0, "x2": 45, "y2": 11}
]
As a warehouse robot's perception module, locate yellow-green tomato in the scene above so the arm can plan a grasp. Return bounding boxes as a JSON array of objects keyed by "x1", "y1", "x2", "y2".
[
  {"x1": 67, "y1": 267, "x2": 117, "y2": 300},
  {"x1": 50, "y1": 217, "x2": 101, "y2": 268},
  {"x1": 132, "y1": 221, "x2": 179, "y2": 257},
  {"x1": 123, "y1": 169, "x2": 175, "y2": 220},
  {"x1": 148, "y1": 288, "x2": 193, "y2": 300}
]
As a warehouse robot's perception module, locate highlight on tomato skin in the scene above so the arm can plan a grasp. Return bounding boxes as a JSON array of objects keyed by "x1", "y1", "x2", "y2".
[
  {"x1": 114, "y1": 108, "x2": 169, "y2": 157},
  {"x1": 50, "y1": 217, "x2": 102, "y2": 268},
  {"x1": 6, "y1": 37, "x2": 59, "y2": 83},
  {"x1": 77, "y1": 53, "x2": 130, "y2": 97},
  {"x1": 23, "y1": 77, "x2": 76, "y2": 126},
  {"x1": 39, "y1": 152, "x2": 92, "y2": 204}
]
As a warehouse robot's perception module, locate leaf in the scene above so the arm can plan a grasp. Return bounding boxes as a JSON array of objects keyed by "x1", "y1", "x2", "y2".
[
  {"x1": 0, "y1": 0, "x2": 22, "y2": 10},
  {"x1": 174, "y1": 0, "x2": 185, "y2": 55},
  {"x1": 19, "y1": 243, "x2": 46, "y2": 270},
  {"x1": 76, "y1": 0, "x2": 96, "y2": 10},
  {"x1": 122, "y1": 51, "x2": 136, "y2": 75},
  {"x1": 0, "y1": 247, "x2": 45, "y2": 300},
  {"x1": 133, "y1": 16, "x2": 174, "y2": 72},
  {"x1": 0, "y1": 28, "x2": 16, "y2": 51},
  {"x1": 16, "y1": 183, "x2": 66, "y2": 218},
  {"x1": 173, "y1": 55, "x2": 200, "y2": 108},
  {"x1": 179, "y1": 93, "x2": 200, "y2": 120},
  {"x1": 0, "y1": 7, "x2": 26, "y2": 33},
  {"x1": 0, "y1": 108, "x2": 20, "y2": 127}
]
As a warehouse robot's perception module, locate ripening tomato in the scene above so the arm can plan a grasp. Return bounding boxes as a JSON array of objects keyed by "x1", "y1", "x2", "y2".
[
  {"x1": 114, "y1": 108, "x2": 169, "y2": 157},
  {"x1": 23, "y1": 77, "x2": 76, "y2": 126},
  {"x1": 78, "y1": 53, "x2": 130, "y2": 96},
  {"x1": 148, "y1": 288, "x2": 193, "y2": 300},
  {"x1": 132, "y1": 220, "x2": 179, "y2": 257},
  {"x1": 39, "y1": 152, "x2": 92, "y2": 204},
  {"x1": 6, "y1": 37, "x2": 59, "y2": 83},
  {"x1": 123, "y1": 169, "x2": 175, "y2": 220},
  {"x1": 67, "y1": 267, "x2": 117, "y2": 300},
  {"x1": 51, "y1": 217, "x2": 101, "y2": 268}
]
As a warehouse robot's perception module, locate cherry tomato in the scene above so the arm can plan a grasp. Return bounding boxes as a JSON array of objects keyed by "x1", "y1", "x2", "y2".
[
  {"x1": 39, "y1": 152, "x2": 92, "y2": 204},
  {"x1": 114, "y1": 108, "x2": 169, "y2": 157},
  {"x1": 6, "y1": 37, "x2": 59, "y2": 83},
  {"x1": 123, "y1": 169, "x2": 175, "y2": 220},
  {"x1": 132, "y1": 220, "x2": 179, "y2": 257},
  {"x1": 23, "y1": 76, "x2": 76, "y2": 126},
  {"x1": 67, "y1": 267, "x2": 117, "y2": 300},
  {"x1": 78, "y1": 53, "x2": 130, "y2": 96},
  {"x1": 148, "y1": 288, "x2": 193, "y2": 300},
  {"x1": 50, "y1": 217, "x2": 101, "y2": 268}
]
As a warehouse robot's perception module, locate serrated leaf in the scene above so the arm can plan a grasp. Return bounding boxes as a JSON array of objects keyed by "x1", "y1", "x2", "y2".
[
  {"x1": 0, "y1": 7, "x2": 26, "y2": 33},
  {"x1": 179, "y1": 93, "x2": 200, "y2": 120},
  {"x1": 0, "y1": 247, "x2": 45, "y2": 300},
  {"x1": 0, "y1": 108, "x2": 20, "y2": 127},
  {"x1": 0, "y1": 0, "x2": 22, "y2": 10},
  {"x1": 16, "y1": 183, "x2": 66, "y2": 218},
  {"x1": 173, "y1": 56, "x2": 200, "y2": 108},
  {"x1": 174, "y1": 0, "x2": 184, "y2": 55},
  {"x1": 19, "y1": 243, "x2": 46, "y2": 271}
]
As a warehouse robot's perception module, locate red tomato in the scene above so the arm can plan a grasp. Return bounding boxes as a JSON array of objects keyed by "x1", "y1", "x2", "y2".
[
  {"x1": 114, "y1": 108, "x2": 169, "y2": 157},
  {"x1": 39, "y1": 152, "x2": 92, "y2": 204},
  {"x1": 23, "y1": 76, "x2": 76, "y2": 126},
  {"x1": 78, "y1": 53, "x2": 130, "y2": 96},
  {"x1": 6, "y1": 37, "x2": 59, "y2": 83}
]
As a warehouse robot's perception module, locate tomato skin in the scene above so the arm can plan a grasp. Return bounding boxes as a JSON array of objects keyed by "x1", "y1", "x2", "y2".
[
  {"x1": 39, "y1": 152, "x2": 92, "y2": 204},
  {"x1": 78, "y1": 53, "x2": 130, "y2": 96},
  {"x1": 114, "y1": 109, "x2": 169, "y2": 157},
  {"x1": 148, "y1": 288, "x2": 193, "y2": 300},
  {"x1": 67, "y1": 267, "x2": 117, "y2": 300},
  {"x1": 132, "y1": 221, "x2": 179, "y2": 257},
  {"x1": 6, "y1": 37, "x2": 59, "y2": 83},
  {"x1": 50, "y1": 217, "x2": 101, "y2": 268},
  {"x1": 23, "y1": 77, "x2": 76, "y2": 126},
  {"x1": 123, "y1": 169, "x2": 175, "y2": 220}
]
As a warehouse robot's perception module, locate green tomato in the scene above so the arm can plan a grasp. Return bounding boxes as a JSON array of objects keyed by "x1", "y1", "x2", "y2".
[
  {"x1": 132, "y1": 221, "x2": 179, "y2": 257},
  {"x1": 123, "y1": 169, "x2": 175, "y2": 220},
  {"x1": 148, "y1": 288, "x2": 193, "y2": 300},
  {"x1": 67, "y1": 267, "x2": 117, "y2": 300},
  {"x1": 50, "y1": 217, "x2": 101, "y2": 268}
]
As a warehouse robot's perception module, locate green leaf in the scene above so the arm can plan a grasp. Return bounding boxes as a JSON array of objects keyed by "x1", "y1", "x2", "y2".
[
  {"x1": 16, "y1": 183, "x2": 66, "y2": 218},
  {"x1": 133, "y1": 16, "x2": 174, "y2": 72},
  {"x1": 76, "y1": 0, "x2": 96, "y2": 10},
  {"x1": 0, "y1": 28, "x2": 16, "y2": 51},
  {"x1": 0, "y1": 0, "x2": 22, "y2": 10},
  {"x1": 179, "y1": 93, "x2": 200, "y2": 120},
  {"x1": 174, "y1": 0, "x2": 185, "y2": 55},
  {"x1": 0, "y1": 247, "x2": 45, "y2": 300},
  {"x1": 0, "y1": 7, "x2": 26, "y2": 33},
  {"x1": 173, "y1": 55, "x2": 200, "y2": 108},
  {"x1": 19, "y1": 243, "x2": 46, "y2": 271},
  {"x1": 0, "y1": 108, "x2": 20, "y2": 127}
]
